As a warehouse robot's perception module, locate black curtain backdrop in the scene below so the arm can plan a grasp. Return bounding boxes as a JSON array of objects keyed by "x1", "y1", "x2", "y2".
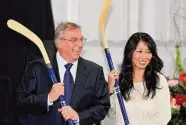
[{"x1": 1, "y1": 0, "x2": 54, "y2": 124}]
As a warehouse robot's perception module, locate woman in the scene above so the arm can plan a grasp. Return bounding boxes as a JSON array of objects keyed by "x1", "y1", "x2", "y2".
[{"x1": 108, "y1": 32, "x2": 171, "y2": 125}]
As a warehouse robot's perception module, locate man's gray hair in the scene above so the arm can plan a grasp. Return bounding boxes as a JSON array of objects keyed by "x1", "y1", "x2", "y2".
[{"x1": 54, "y1": 21, "x2": 81, "y2": 43}]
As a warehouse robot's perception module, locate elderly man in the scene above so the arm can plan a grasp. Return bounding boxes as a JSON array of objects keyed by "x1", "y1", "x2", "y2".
[{"x1": 16, "y1": 22, "x2": 110, "y2": 125}]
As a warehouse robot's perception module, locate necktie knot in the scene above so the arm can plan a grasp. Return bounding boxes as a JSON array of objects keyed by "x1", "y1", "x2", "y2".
[{"x1": 65, "y1": 63, "x2": 73, "y2": 70}]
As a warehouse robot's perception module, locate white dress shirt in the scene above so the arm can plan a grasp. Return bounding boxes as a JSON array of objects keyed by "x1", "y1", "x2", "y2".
[
  {"x1": 108, "y1": 73, "x2": 171, "y2": 125},
  {"x1": 48, "y1": 52, "x2": 79, "y2": 124}
]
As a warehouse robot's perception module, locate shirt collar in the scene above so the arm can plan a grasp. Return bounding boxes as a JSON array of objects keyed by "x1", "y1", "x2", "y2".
[{"x1": 56, "y1": 52, "x2": 78, "y2": 67}]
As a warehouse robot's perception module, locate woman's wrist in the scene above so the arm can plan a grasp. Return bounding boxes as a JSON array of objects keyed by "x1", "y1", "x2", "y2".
[{"x1": 109, "y1": 87, "x2": 115, "y2": 95}]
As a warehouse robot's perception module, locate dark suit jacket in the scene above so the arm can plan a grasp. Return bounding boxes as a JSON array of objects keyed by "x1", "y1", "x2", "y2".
[{"x1": 16, "y1": 43, "x2": 110, "y2": 125}]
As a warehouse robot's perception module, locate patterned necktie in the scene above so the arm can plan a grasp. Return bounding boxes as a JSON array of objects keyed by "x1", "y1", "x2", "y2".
[{"x1": 63, "y1": 63, "x2": 74, "y2": 105}]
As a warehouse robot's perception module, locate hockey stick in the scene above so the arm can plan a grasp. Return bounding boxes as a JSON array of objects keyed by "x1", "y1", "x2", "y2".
[{"x1": 99, "y1": 0, "x2": 129, "y2": 124}]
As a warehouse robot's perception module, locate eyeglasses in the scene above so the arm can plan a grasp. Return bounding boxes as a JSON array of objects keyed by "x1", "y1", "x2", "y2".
[{"x1": 59, "y1": 37, "x2": 87, "y2": 45}]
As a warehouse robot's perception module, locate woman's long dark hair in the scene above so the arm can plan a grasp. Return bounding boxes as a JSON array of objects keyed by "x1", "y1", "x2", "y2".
[{"x1": 119, "y1": 32, "x2": 163, "y2": 101}]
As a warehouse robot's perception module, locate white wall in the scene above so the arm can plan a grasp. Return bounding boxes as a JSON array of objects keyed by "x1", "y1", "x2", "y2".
[{"x1": 50, "y1": 0, "x2": 186, "y2": 76}]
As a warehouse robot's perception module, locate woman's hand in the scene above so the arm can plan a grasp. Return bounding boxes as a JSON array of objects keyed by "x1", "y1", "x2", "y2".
[{"x1": 108, "y1": 70, "x2": 119, "y2": 94}]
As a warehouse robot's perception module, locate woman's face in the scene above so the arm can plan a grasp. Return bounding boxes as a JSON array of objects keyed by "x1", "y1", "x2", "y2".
[{"x1": 132, "y1": 41, "x2": 152, "y2": 71}]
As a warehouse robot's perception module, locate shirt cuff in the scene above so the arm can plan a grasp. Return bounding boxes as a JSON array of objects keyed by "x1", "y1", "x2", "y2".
[
  {"x1": 47, "y1": 94, "x2": 53, "y2": 110},
  {"x1": 74, "y1": 115, "x2": 80, "y2": 125}
]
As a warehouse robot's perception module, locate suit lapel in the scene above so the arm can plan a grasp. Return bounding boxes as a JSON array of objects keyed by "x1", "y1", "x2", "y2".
[{"x1": 71, "y1": 57, "x2": 88, "y2": 107}]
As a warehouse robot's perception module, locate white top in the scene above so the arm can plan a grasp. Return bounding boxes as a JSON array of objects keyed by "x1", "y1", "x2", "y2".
[{"x1": 108, "y1": 73, "x2": 171, "y2": 125}]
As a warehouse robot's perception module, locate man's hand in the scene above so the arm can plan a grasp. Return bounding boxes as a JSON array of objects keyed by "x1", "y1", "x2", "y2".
[
  {"x1": 58, "y1": 106, "x2": 79, "y2": 121},
  {"x1": 48, "y1": 83, "x2": 64, "y2": 102}
]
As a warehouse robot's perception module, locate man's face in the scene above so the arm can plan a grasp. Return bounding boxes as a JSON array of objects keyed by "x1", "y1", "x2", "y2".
[{"x1": 56, "y1": 28, "x2": 84, "y2": 62}]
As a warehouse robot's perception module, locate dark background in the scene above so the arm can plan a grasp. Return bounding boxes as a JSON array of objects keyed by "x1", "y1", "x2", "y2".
[{"x1": 1, "y1": 0, "x2": 54, "y2": 124}]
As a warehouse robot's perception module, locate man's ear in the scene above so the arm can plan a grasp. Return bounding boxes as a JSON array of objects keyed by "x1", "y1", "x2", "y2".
[{"x1": 55, "y1": 39, "x2": 60, "y2": 48}]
